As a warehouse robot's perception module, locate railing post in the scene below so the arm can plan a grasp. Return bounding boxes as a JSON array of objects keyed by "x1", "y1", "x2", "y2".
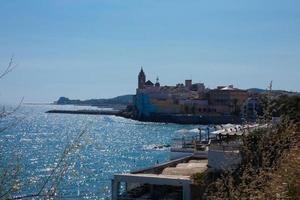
[{"x1": 182, "y1": 184, "x2": 191, "y2": 200}]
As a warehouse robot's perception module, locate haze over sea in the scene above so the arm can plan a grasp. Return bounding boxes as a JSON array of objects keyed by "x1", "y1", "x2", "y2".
[{"x1": 0, "y1": 104, "x2": 199, "y2": 199}]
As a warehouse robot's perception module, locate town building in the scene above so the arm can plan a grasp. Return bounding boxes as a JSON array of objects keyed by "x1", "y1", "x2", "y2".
[
  {"x1": 133, "y1": 68, "x2": 249, "y2": 123},
  {"x1": 208, "y1": 85, "x2": 249, "y2": 115}
]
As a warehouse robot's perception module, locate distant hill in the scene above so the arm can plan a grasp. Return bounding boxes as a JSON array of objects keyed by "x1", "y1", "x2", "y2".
[
  {"x1": 247, "y1": 88, "x2": 267, "y2": 93},
  {"x1": 55, "y1": 95, "x2": 134, "y2": 107},
  {"x1": 247, "y1": 88, "x2": 299, "y2": 96}
]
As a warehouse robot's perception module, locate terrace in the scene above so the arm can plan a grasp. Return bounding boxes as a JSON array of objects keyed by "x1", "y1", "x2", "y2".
[{"x1": 112, "y1": 156, "x2": 208, "y2": 200}]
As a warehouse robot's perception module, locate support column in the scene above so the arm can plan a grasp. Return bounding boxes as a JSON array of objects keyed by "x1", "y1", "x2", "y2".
[
  {"x1": 182, "y1": 184, "x2": 191, "y2": 200},
  {"x1": 111, "y1": 179, "x2": 120, "y2": 200}
]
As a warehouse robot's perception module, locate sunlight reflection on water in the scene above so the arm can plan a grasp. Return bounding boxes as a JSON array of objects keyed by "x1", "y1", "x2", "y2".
[{"x1": 0, "y1": 105, "x2": 197, "y2": 199}]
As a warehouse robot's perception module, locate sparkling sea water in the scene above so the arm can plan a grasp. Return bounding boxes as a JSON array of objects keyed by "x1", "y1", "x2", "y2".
[{"x1": 0, "y1": 105, "x2": 198, "y2": 199}]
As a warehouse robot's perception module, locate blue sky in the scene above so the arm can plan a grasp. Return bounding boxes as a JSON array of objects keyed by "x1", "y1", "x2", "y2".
[{"x1": 0, "y1": 0, "x2": 299, "y2": 103}]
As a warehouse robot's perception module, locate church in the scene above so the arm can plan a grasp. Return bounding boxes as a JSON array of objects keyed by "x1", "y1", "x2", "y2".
[{"x1": 138, "y1": 67, "x2": 160, "y2": 90}]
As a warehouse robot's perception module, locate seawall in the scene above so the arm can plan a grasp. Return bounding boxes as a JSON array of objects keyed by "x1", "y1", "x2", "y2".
[
  {"x1": 46, "y1": 110, "x2": 242, "y2": 125},
  {"x1": 46, "y1": 109, "x2": 121, "y2": 115},
  {"x1": 135, "y1": 114, "x2": 242, "y2": 125}
]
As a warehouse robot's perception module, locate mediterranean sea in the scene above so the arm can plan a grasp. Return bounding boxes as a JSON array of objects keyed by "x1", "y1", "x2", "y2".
[{"x1": 0, "y1": 105, "x2": 199, "y2": 199}]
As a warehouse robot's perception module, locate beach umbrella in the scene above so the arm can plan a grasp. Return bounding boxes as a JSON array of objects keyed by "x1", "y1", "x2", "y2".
[
  {"x1": 211, "y1": 129, "x2": 226, "y2": 135},
  {"x1": 175, "y1": 129, "x2": 190, "y2": 134},
  {"x1": 189, "y1": 128, "x2": 201, "y2": 133},
  {"x1": 223, "y1": 123, "x2": 235, "y2": 128}
]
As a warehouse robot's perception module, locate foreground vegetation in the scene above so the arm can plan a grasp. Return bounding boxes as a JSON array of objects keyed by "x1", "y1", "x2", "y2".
[{"x1": 194, "y1": 95, "x2": 300, "y2": 199}]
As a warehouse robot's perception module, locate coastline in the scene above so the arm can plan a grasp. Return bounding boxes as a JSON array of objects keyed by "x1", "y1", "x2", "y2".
[
  {"x1": 46, "y1": 109, "x2": 120, "y2": 115},
  {"x1": 46, "y1": 109, "x2": 242, "y2": 125}
]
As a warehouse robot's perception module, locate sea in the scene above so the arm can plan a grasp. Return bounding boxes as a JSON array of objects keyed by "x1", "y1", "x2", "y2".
[{"x1": 0, "y1": 104, "x2": 201, "y2": 199}]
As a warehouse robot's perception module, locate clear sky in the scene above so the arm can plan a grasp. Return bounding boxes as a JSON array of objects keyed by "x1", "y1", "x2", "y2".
[{"x1": 0, "y1": 0, "x2": 299, "y2": 103}]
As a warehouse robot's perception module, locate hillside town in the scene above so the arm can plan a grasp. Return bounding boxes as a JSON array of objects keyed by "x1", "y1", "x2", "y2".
[{"x1": 133, "y1": 68, "x2": 258, "y2": 124}]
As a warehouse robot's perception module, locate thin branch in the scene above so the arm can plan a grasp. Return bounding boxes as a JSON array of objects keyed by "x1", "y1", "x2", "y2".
[
  {"x1": 12, "y1": 129, "x2": 87, "y2": 200},
  {"x1": 0, "y1": 163, "x2": 21, "y2": 199},
  {"x1": 0, "y1": 97, "x2": 24, "y2": 119},
  {"x1": 36, "y1": 129, "x2": 86, "y2": 196},
  {"x1": 0, "y1": 56, "x2": 17, "y2": 79}
]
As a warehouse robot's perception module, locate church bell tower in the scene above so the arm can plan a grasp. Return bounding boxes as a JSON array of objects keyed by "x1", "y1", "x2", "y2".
[{"x1": 138, "y1": 67, "x2": 146, "y2": 89}]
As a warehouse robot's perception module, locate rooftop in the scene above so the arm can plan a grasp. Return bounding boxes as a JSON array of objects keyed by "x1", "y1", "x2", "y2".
[{"x1": 112, "y1": 156, "x2": 208, "y2": 200}]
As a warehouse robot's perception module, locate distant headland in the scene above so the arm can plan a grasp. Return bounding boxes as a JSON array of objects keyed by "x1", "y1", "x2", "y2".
[{"x1": 54, "y1": 95, "x2": 134, "y2": 110}]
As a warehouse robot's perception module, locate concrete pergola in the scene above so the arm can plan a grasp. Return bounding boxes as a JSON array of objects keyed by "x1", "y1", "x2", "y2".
[{"x1": 112, "y1": 173, "x2": 192, "y2": 200}]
